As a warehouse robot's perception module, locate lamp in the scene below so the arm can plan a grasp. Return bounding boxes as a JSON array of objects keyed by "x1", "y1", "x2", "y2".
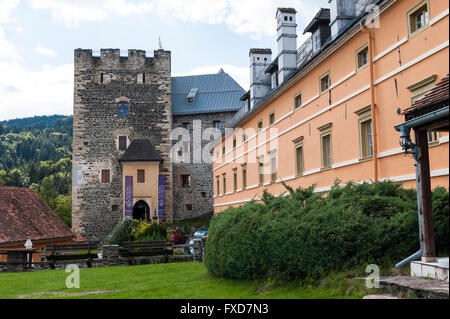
[{"x1": 398, "y1": 125, "x2": 419, "y2": 160}]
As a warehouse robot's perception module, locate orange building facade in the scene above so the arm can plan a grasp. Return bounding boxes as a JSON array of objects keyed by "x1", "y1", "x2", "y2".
[{"x1": 212, "y1": 0, "x2": 449, "y2": 213}]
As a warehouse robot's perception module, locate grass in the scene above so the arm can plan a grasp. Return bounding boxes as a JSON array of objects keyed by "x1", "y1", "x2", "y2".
[{"x1": 0, "y1": 262, "x2": 383, "y2": 299}]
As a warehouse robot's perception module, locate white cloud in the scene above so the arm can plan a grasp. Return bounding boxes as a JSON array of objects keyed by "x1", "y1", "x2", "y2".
[
  {"x1": 153, "y1": 0, "x2": 326, "y2": 39},
  {"x1": 0, "y1": 61, "x2": 73, "y2": 120},
  {"x1": 0, "y1": 26, "x2": 18, "y2": 60},
  {"x1": 0, "y1": 0, "x2": 20, "y2": 23},
  {"x1": 30, "y1": 0, "x2": 154, "y2": 27},
  {"x1": 35, "y1": 44, "x2": 56, "y2": 57},
  {"x1": 29, "y1": 0, "x2": 327, "y2": 39},
  {"x1": 174, "y1": 64, "x2": 249, "y2": 91}
]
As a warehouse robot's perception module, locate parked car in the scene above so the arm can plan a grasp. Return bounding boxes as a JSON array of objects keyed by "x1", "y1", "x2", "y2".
[{"x1": 186, "y1": 230, "x2": 208, "y2": 255}]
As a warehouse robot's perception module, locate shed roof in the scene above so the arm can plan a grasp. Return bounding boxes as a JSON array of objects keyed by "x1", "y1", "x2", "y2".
[
  {"x1": 171, "y1": 70, "x2": 245, "y2": 116},
  {"x1": 119, "y1": 139, "x2": 163, "y2": 162},
  {"x1": 402, "y1": 74, "x2": 449, "y2": 119},
  {"x1": 0, "y1": 186, "x2": 75, "y2": 245}
]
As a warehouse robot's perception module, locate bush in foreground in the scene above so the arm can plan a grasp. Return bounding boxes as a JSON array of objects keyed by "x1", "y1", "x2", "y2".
[
  {"x1": 205, "y1": 181, "x2": 448, "y2": 281},
  {"x1": 105, "y1": 219, "x2": 139, "y2": 245}
]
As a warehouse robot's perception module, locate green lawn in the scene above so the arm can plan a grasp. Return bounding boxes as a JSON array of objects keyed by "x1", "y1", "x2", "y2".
[{"x1": 0, "y1": 262, "x2": 373, "y2": 299}]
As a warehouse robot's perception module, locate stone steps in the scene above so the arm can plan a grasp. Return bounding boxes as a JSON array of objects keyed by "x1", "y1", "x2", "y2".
[{"x1": 379, "y1": 276, "x2": 449, "y2": 299}]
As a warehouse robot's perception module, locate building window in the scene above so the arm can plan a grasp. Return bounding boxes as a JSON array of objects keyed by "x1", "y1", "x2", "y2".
[
  {"x1": 294, "y1": 92, "x2": 302, "y2": 109},
  {"x1": 320, "y1": 72, "x2": 330, "y2": 94},
  {"x1": 407, "y1": 0, "x2": 429, "y2": 37},
  {"x1": 293, "y1": 137, "x2": 304, "y2": 176},
  {"x1": 233, "y1": 137, "x2": 237, "y2": 149},
  {"x1": 408, "y1": 75, "x2": 437, "y2": 104},
  {"x1": 183, "y1": 122, "x2": 191, "y2": 134},
  {"x1": 119, "y1": 136, "x2": 127, "y2": 151},
  {"x1": 185, "y1": 203, "x2": 193, "y2": 211},
  {"x1": 233, "y1": 168, "x2": 238, "y2": 192},
  {"x1": 318, "y1": 123, "x2": 332, "y2": 169},
  {"x1": 118, "y1": 102, "x2": 129, "y2": 118},
  {"x1": 242, "y1": 132, "x2": 246, "y2": 142},
  {"x1": 181, "y1": 174, "x2": 191, "y2": 187},
  {"x1": 427, "y1": 131, "x2": 440, "y2": 145},
  {"x1": 355, "y1": 106, "x2": 373, "y2": 159},
  {"x1": 214, "y1": 121, "x2": 221, "y2": 130},
  {"x1": 137, "y1": 169, "x2": 145, "y2": 183},
  {"x1": 222, "y1": 145, "x2": 226, "y2": 156},
  {"x1": 100, "y1": 73, "x2": 105, "y2": 84},
  {"x1": 269, "y1": 112, "x2": 275, "y2": 125},
  {"x1": 258, "y1": 156, "x2": 264, "y2": 185},
  {"x1": 101, "y1": 169, "x2": 110, "y2": 183},
  {"x1": 216, "y1": 176, "x2": 220, "y2": 195},
  {"x1": 312, "y1": 30, "x2": 321, "y2": 53},
  {"x1": 222, "y1": 174, "x2": 227, "y2": 194},
  {"x1": 241, "y1": 164, "x2": 247, "y2": 189},
  {"x1": 270, "y1": 150, "x2": 277, "y2": 183},
  {"x1": 356, "y1": 44, "x2": 369, "y2": 71},
  {"x1": 257, "y1": 120, "x2": 263, "y2": 132}
]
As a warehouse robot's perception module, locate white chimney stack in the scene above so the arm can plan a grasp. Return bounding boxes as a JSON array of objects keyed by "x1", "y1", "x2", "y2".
[
  {"x1": 276, "y1": 8, "x2": 298, "y2": 85},
  {"x1": 249, "y1": 48, "x2": 272, "y2": 109},
  {"x1": 329, "y1": 0, "x2": 356, "y2": 39}
]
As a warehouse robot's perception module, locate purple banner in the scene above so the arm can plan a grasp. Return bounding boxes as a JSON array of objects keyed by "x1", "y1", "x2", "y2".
[
  {"x1": 158, "y1": 175, "x2": 166, "y2": 218},
  {"x1": 125, "y1": 176, "x2": 133, "y2": 218}
]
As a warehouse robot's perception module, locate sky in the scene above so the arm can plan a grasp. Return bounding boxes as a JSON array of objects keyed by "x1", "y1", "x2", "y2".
[{"x1": 0, "y1": 0, "x2": 329, "y2": 121}]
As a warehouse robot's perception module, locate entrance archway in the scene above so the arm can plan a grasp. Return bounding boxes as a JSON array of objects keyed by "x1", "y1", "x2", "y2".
[{"x1": 133, "y1": 200, "x2": 150, "y2": 221}]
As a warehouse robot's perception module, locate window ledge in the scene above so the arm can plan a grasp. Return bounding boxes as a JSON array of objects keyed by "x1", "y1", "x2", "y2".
[
  {"x1": 320, "y1": 166, "x2": 332, "y2": 172},
  {"x1": 428, "y1": 141, "x2": 440, "y2": 147},
  {"x1": 409, "y1": 24, "x2": 430, "y2": 40},
  {"x1": 358, "y1": 156, "x2": 374, "y2": 163}
]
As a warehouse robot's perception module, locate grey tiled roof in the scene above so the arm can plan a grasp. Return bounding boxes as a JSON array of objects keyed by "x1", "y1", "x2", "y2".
[
  {"x1": 119, "y1": 139, "x2": 163, "y2": 162},
  {"x1": 171, "y1": 70, "x2": 246, "y2": 116}
]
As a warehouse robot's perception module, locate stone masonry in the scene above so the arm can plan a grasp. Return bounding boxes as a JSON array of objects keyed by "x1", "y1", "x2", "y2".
[
  {"x1": 72, "y1": 49, "x2": 173, "y2": 242},
  {"x1": 172, "y1": 112, "x2": 235, "y2": 221}
]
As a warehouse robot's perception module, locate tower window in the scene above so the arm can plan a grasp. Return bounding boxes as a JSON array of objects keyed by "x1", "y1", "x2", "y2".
[
  {"x1": 214, "y1": 120, "x2": 221, "y2": 130},
  {"x1": 119, "y1": 136, "x2": 127, "y2": 151},
  {"x1": 100, "y1": 73, "x2": 105, "y2": 84},
  {"x1": 181, "y1": 174, "x2": 191, "y2": 187},
  {"x1": 185, "y1": 203, "x2": 193, "y2": 211},
  {"x1": 118, "y1": 102, "x2": 129, "y2": 118},
  {"x1": 137, "y1": 169, "x2": 145, "y2": 183},
  {"x1": 101, "y1": 169, "x2": 110, "y2": 183}
]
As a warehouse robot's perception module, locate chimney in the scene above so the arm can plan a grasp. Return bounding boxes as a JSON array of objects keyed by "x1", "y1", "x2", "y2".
[
  {"x1": 276, "y1": 8, "x2": 298, "y2": 85},
  {"x1": 249, "y1": 48, "x2": 272, "y2": 109},
  {"x1": 329, "y1": 0, "x2": 356, "y2": 39}
]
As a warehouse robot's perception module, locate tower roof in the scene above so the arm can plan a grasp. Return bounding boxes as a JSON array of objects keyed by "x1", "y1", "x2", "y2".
[{"x1": 119, "y1": 139, "x2": 163, "y2": 162}]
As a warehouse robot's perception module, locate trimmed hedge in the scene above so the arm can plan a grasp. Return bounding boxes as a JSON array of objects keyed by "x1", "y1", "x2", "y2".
[
  {"x1": 205, "y1": 181, "x2": 449, "y2": 281},
  {"x1": 105, "y1": 219, "x2": 139, "y2": 246}
]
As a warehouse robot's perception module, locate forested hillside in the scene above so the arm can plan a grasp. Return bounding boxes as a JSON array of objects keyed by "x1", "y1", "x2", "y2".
[{"x1": 0, "y1": 115, "x2": 72, "y2": 226}]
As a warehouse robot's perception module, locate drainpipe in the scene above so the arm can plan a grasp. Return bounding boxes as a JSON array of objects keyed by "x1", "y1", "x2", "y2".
[
  {"x1": 395, "y1": 158, "x2": 422, "y2": 267},
  {"x1": 360, "y1": 23, "x2": 379, "y2": 181}
]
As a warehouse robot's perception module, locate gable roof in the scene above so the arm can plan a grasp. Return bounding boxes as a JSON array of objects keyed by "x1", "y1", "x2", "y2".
[
  {"x1": 304, "y1": 8, "x2": 330, "y2": 34},
  {"x1": 0, "y1": 186, "x2": 75, "y2": 245},
  {"x1": 171, "y1": 70, "x2": 246, "y2": 116},
  {"x1": 119, "y1": 139, "x2": 163, "y2": 162}
]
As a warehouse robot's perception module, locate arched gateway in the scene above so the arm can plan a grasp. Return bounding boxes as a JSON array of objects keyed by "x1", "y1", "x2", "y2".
[{"x1": 133, "y1": 200, "x2": 150, "y2": 221}]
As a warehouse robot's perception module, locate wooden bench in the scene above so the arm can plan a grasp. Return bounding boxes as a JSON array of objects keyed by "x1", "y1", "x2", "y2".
[
  {"x1": 119, "y1": 240, "x2": 174, "y2": 264},
  {"x1": 45, "y1": 242, "x2": 99, "y2": 269}
]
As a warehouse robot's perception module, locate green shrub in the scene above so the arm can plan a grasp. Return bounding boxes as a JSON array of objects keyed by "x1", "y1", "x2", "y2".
[
  {"x1": 131, "y1": 220, "x2": 167, "y2": 242},
  {"x1": 205, "y1": 181, "x2": 449, "y2": 281},
  {"x1": 105, "y1": 219, "x2": 139, "y2": 245}
]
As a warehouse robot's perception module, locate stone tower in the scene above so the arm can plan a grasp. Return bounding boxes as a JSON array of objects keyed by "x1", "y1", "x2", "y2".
[{"x1": 72, "y1": 48, "x2": 173, "y2": 242}]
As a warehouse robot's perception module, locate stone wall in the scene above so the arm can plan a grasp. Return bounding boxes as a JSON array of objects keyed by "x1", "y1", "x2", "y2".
[
  {"x1": 72, "y1": 49, "x2": 173, "y2": 242},
  {"x1": 172, "y1": 112, "x2": 235, "y2": 220}
]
